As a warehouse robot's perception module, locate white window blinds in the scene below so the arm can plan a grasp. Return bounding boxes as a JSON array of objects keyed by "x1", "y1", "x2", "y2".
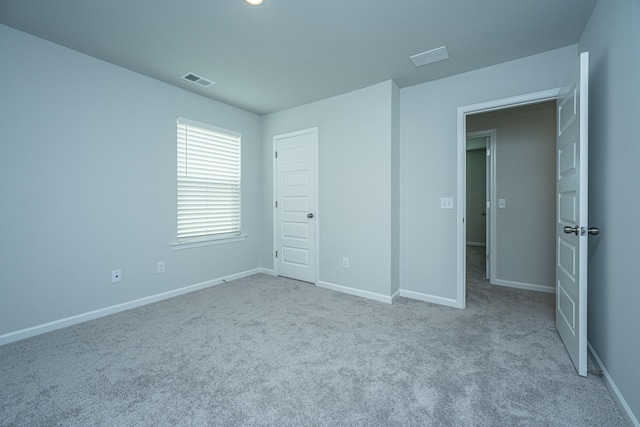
[{"x1": 177, "y1": 118, "x2": 241, "y2": 242}]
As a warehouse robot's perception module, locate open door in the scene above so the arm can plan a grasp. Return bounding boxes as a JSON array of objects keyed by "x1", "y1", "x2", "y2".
[{"x1": 556, "y1": 52, "x2": 591, "y2": 377}]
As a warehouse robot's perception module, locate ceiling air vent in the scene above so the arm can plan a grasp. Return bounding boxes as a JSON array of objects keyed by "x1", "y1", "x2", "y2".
[
  {"x1": 410, "y1": 46, "x2": 450, "y2": 67},
  {"x1": 180, "y1": 72, "x2": 215, "y2": 88}
]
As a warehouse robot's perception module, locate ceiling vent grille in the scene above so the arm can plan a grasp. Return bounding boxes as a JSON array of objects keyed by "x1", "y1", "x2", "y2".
[
  {"x1": 410, "y1": 46, "x2": 450, "y2": 67},
  {"x1": 180, "y1": 72, "x2": 215, "y2": 88}
]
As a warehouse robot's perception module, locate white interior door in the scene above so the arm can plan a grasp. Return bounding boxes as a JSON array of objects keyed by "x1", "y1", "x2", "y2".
[
  {"x1": 556, "y1": 52, "x2": 589, "y2": 377},
  {"x1": 274, "y1": 128, "x2": 318, "y2": 284}
]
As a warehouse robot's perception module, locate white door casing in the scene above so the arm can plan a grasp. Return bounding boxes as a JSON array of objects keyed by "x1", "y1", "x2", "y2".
[
  {"x1": 485, "y1": 141, "x2": 491, "y2": 280},
  {"x1": 273, "y1": 128, "x2": 318, "y2": 284},
  {"x1": 556, "y1": 52, "x2": 589, "y2": 377},
  {"x1": 466, "y1": 130, "x2": 496, "y2": 282}
]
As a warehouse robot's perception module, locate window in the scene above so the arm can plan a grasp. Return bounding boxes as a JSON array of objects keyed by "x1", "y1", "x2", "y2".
[{"x1": 176, "y1": 117, "x2": 241, "y2": 244}]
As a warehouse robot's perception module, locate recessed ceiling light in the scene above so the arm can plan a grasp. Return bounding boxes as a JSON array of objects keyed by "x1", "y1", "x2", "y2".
[
  {"x1": 246, "y1": 0, "x2": 263, "y2": 5},
  {"x1": 410, "y1": 46, "x2": 450, "y2": 67}
]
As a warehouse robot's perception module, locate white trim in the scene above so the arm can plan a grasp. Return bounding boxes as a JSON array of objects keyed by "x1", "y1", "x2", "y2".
[
  {"x1": 457, "y1": 88, "x2": 561, "y2": 309},
  {"x1": 317, "y1": 281, "x2": 393, "y2": 304},
  {"x1": 588, "y1": 342, "x2": 640, "y2": 427},
  {"x1": 492, "y1": 279, "x2": 555, "y2": 294},
  {"x1": 399, "y1": 289, "x2": 459, "y2": 309},
  {"x1": 0, "y1": 268, "x2": 264, "y2": 347},
  {"x1": 176, "y1": 117, "x2": 242, "y2": 138},
  {"x1": 259, "y1": 267, "x2": 275, "y2": 276},
  {"x1": 170, "y1": 234, "x2": 247, "y2": 250},
  {"x1": 466, "y1": 128, "x2": 496, "y2": 283},
  {"x1": 272, "y1": 127, "x2": 320, "y2": 284}
]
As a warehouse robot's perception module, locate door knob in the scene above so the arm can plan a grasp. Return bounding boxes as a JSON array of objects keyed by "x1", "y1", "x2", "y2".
[
  {"x1": 307, "y1": 213, "x2": 314, "y2": 218},
  {"x1": 588, "y1": 227, "x2": 600, "y2": 236},
  {"x1": 563, "y1": 225, "x2": 579, "y2": 235}
]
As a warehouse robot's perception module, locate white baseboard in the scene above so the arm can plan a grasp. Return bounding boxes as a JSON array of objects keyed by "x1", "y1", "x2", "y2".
[
  {"x1": 317, "y1": 281, "x2": 393, "y2": 304},
  {"x1": 259, "y1": 267, "x2": 275, "y2": 276},
  {"x1": 493, "y1": 279, "x2": 555, "y2": 294},
  {"x1": 398, "y1": 289, "x2": 459, "y2": 308},
  {"x1": 588, "y1": 342, "x2": 639, "y2": 427},
  {"x1": 0, "y1": 268, "x2": 264, "y2": 347},
  {"x1": 466, "y1": 242, "x2": 486, "y2": 247}
]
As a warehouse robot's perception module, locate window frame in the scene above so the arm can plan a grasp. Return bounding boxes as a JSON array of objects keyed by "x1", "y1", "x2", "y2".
[{"x1": 171, "y1": 117, "x2": 245, "y2": 250}]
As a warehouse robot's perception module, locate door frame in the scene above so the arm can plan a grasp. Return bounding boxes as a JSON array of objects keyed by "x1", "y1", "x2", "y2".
[
  {"x1": 272, "y1": 127, "x2": 320, "y2": 284},
  {"x1": 466, "y1": 129, "x2": 496, "y2": 282},
  {"x1": 456, "y1": 89, "x2": 560, "y2": 308}
]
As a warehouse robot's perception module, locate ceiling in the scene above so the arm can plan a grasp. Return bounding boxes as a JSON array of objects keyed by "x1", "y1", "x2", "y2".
[{"x1": 0, "y1": 0, "x2": 597, "y2": 115}]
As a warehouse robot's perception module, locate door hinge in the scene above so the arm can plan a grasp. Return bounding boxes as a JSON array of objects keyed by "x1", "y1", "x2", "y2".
[
  {"x1": 275, "y1": 151, "x2": 278, "y2": 158},
  {"x1": 486, "y1": 201, "x2": 490, "y2": 209},
  {"x1": 486, "y1": 148, "x2": 491, "y2": 156},
  {"x1": 275, "y1": 201, "x2": 278, "y2": 208},
  {"x1": 275, "y1": 250, "x2": 278, "y2": 258}
]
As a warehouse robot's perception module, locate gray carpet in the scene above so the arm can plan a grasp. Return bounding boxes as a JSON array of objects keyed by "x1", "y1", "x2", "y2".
[{"x1": 0, "y1": 247, "x2": 627, "y2": 426}]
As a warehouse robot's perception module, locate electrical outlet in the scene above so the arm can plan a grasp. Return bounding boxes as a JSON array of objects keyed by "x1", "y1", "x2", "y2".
[
  {"x1": 157, "y1": 261, "x2": 165, "y2": 274},
  {"x1": 111, "y1": 269, "x2": 122, "y2": 283},
  {"x1": 440, "y1": 197, "x2": 454, "y2": 209},
  {"x1": 342, "y1": 258, "x2": 349, "y2": 269}
]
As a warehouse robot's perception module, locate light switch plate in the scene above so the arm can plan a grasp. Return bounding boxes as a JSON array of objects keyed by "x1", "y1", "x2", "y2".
[
  {"x1": 441, "y1": 197, "x2": 454, "y2": 209},
  {"x1": 498, "y1": 199, "x2": 506, "y2": 208}
]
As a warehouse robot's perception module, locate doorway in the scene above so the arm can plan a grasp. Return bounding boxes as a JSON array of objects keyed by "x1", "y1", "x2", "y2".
[
  {"x1": 466, "y1": 101, "x2": 557, "y2": 301},
  {"x1": 456, "y1": 89, "x2": 560, "y2": 308},
  {"x1": 465, "y1": 130, "x2": 494, "y2": 282}
]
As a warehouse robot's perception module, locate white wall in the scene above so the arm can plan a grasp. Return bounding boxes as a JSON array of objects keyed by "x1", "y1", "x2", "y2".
[
  {"x1": 467, "y1": 102, "x2": 556, "y2": 292},
  {"x1": 0, "y1": 25, "x2": 263, "y2": 339},
  {"x1": 399, "y1": 46, "x2": 577, "y2": 302},
  {"x1": 578, "y1": 0, "x2": 640, "y2": 422},
  {"x1": 261, "y1": 81, "x2": 399, "y2": 300}
]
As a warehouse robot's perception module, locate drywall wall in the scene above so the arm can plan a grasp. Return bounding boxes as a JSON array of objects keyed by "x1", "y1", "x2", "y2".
[
  {"x1": 399, "y1": 45, "x2": 577, "y2": 302},
  {"x1": 390, "y1": 82, "x2": 401, "y2": 296},
  {"x1": 578, "y1": 0, "x2": 640, "y2": 422},
  {"x1": 465, "y1": 146, "x2": 486, "y2": 245},
  {"x1": 467, "y1": 102, "x2": 556, "y2": 292},
  {"x1": 261, "y1": 81, "x2": 399, "y2": 300},
  {"x1": 0, "y1": 25, "x2": 262, "y2": 338}
]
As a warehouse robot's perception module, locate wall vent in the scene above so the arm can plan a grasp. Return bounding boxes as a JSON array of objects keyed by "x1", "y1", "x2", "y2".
[{"x1": 180, "y1": 72, "x2": 215, "y2": 88}]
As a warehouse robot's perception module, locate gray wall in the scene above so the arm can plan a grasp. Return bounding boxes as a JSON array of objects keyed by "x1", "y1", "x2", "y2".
[
  {"x1": 399, "y1": 46, "x2": 576, "y2": 303},
  {"x1": 467, "y1": 102, "x2": 556, "y2": 292},
  {"x1": 465, "y1": 144, "x2": 487, "y2": 245},
  {"x1": 0, "y1": 25, "x2": 263, "y2": 337},
  {"x1": 578, "y1": 0, "x2": 640, "y2": 421},
  {"x1": 261, "y1": 81, "x2": 399, "y2": 300}
]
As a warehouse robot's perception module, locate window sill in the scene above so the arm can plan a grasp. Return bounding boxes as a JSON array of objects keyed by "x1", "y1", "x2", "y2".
[{"x1": 171, "y1": 235, "x2": 247, "y2": 251}]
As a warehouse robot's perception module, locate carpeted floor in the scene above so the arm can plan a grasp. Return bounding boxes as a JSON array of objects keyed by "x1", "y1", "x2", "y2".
[{"x1": 0, "y1": 247, "x2": 627, "y2": 426}]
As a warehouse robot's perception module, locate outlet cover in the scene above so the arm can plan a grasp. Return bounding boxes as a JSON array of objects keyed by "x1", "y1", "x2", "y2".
[
  {"x1": 440, "y1": 197, "x2": 454, "y2": 209},
  {"x1": 112, "y1": 269, "x2": 122, "y2": 283},
  {"x1": 157, "y1": 261, "x2": 165, "y2": 274}
]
